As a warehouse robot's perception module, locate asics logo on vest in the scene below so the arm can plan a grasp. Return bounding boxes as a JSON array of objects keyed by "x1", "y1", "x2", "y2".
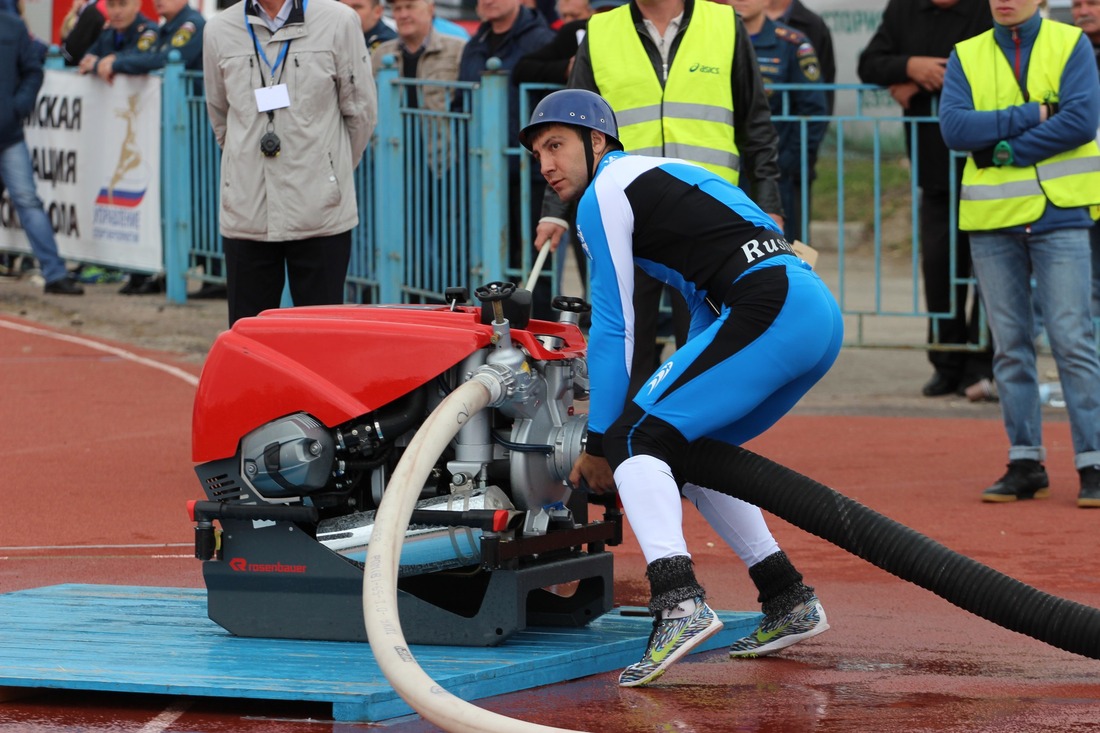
[{"x1": 688, "y1": 62, "x2": 721, "y2": 75}]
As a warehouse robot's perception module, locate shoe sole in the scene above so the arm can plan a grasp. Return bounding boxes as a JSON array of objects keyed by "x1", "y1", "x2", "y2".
[
  {"x1": 730, "y1": 609, "x2": 830, "y2": 659},
  {"x1": 1077, "y1": 497, "x2": 1100, "y2": 508},
  {"x1": 981, "y1": 487, "x2": 1050, "y2": 503},
  {"x1": 618, "y1": 614, "x2": 724, "y2": 688}
]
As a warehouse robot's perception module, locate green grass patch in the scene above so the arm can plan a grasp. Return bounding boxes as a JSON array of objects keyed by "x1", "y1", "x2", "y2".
[{"x1": 811, "y1": 154, "x2": 914, "y2": 228}]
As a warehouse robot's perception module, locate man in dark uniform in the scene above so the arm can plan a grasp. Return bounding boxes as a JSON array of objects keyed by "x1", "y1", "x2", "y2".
[
  {"x1": 731, "y1": 0, "x2": 827, "y2": 243},
  {"x1": 767, "y1": 0, "x2": 834, "y2": 113},
  {"x1": 78, "y1": 0, "x2": 157, "y2": 79},
  {"x1": 100, "y1": 0, "x2": 205, "y2": 76},
  {"x1": 343, "y1": 0, "x2": 397, "y2": 50}
]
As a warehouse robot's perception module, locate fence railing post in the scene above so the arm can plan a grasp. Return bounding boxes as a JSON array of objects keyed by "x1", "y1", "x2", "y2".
[
  {"x1": 161, "y1": 50, "x2": 189, "y2": 304},
  {"x1": 473, "y1": 58, "x2": 509, "y2": 286},
  {"x1": 373, "y1": 60, "x2": 403, "y2": 304}
]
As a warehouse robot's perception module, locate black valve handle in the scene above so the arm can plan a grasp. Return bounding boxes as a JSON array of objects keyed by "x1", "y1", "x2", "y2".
[
  {"x1": 474, "y1": 282, "x2": 516, "y2": 302},
  {"x1": 552, "y1": 295, "x2": 591, "y2": 313}
]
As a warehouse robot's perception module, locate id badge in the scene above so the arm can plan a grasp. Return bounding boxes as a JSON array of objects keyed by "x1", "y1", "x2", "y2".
[{"x1": 255, "y1": 83, "x2": 290, "y2": 113}]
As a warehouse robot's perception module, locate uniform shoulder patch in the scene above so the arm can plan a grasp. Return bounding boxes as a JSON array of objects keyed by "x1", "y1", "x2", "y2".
[
  {"x1": 136, "y1": 28, "x2": 158, "y2": 51},
  {"x1": 171, "y1": 21, "x2": 196, "y2": 48},
  {"x1": 798, "y1": 49, "x2": 821, "y2": 82},
  {"x1": 773, "y1": 24, "x2": 807, "y2": 46}
]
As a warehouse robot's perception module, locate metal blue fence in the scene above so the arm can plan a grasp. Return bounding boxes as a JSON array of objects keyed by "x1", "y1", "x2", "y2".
[
  {"x1": 8, "y1": 56, "x2": 1097, "y2": 352},
  {"x1": 161, "y1": 56, "x2": 510, "y2": 307}
]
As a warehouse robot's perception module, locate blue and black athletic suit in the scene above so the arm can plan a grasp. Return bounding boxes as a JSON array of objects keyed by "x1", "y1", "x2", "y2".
[{"x1": 577, "y1": 151, "x2": 844, "y2": 471}]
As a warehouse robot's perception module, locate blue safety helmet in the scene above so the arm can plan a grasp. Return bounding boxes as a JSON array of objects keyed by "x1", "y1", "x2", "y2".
[{"x1": 518, "y1": 89, "x2": 622, "y2": 152}]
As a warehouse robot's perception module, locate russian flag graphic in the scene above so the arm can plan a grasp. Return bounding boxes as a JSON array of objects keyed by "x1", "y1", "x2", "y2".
[{"x1": 95, "y1": 188, "x2": 146, "y2": 207}]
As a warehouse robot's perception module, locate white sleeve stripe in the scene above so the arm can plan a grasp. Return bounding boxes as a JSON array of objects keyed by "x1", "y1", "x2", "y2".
[{"x1": 593, "y1": 163, "x2": 638, "y2": 377}]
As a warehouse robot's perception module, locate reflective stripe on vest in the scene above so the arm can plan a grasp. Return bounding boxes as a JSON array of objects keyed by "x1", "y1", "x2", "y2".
[
  {"x1": 955, "y1": 21, "x2": 1100, "y2": 230},
  {"x1": 588, "y1": 3, "x2": 740, "y2": 184}
]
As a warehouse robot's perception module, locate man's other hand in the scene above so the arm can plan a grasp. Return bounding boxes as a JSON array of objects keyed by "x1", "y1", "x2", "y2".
[
  {"x1": 570, "y1": 452, "x2": 616, "y2": 494},
  {"x1": 78, "y1": 53, "x2": 99, "y2": 74},
  {"x1": 96, "y1": 55, "x2": 116, "y2": 82},
  {"x1": 889, "y1": 81, "x2": 920, "y2": 110},
  {"x1": 535, "y1": 218, "x2": 568, "y2": 253},
  {"x1": 905, "y1": 56, "x2": 947, "y2": 92}
]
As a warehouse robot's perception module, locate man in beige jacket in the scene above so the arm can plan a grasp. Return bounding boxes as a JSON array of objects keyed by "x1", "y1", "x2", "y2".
[
  {"x1": 370, "y1": 0, "x2": 463, "y2": 110},
  {"x1": 203, "y1": 0, "x2": 376, "y2": 325}
]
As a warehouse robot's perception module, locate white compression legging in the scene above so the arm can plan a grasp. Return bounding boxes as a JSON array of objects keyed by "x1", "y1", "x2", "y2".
[{"x1": 614, "y1": 454, "x2": 780, "y2": 567}]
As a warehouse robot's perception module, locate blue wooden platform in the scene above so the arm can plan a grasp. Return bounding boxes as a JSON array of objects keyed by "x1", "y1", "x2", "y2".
[{"x1": 0, "y1": 585, "x2": 759, "y2": 722}]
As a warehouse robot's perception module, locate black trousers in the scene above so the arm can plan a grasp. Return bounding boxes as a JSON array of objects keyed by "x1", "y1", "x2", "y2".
[
  {"x1": 920, "y1": 189, "x2": 992, "y2": 381},
  {"x1": 223, "y1": 231, "x2": 352, "y2": 327}
]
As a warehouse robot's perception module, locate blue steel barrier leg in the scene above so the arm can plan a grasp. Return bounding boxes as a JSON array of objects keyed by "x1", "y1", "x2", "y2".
[
  {"x1": 161, "y1": 51, "x2": 189, "y2": 304},
  {"x1": 374, "y1": 63, "x2": 403, "y2": 304},
  {"x1": 474, "y1": 61, "x2": 508, "y2": 286}
]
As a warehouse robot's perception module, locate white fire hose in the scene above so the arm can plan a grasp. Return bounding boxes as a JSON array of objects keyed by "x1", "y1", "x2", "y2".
[{"x1": 362, "y1": 377, "x2": 590, "y2": 733}]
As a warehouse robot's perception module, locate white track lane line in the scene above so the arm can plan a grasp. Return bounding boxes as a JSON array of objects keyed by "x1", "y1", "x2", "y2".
[
  {"x1": 136, "y1": 701, "x2": 192, "y2": 733},
  {"x1": 0, "y1": 542, "x2": 194, "y2": 560},
  {"x1": 0, "y1": 543, "x2": 192, "y2": 551},
  {"x1": 0, "y1": 318, "x2": 200, "y2": 387}
]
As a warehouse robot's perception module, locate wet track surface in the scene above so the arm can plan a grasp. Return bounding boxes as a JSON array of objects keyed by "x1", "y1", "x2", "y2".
[{"x1": 3, "y1": 313, "x2": 1099, "y2": 732}]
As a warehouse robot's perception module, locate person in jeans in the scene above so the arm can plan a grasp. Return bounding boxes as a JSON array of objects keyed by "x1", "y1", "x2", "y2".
[
  {"x1": 1071, "y1": 0, "x2": 1100, "y2": 320},
  {"x1": 939, "y1": 0, "x2": 1100, "y2": 506},
  {"x1": 0, "y1": 8, "x2": 84, "y2": 296}
]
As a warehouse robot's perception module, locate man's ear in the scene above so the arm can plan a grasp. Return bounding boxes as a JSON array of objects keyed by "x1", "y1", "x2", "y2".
[{"x1": 590, "y1": 129, "x2": 607, "y2": 155}]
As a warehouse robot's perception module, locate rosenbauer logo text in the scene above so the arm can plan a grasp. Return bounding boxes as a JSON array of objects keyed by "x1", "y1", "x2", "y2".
[{"x1": 228, "y1": 557, "x2": 307, "y2": 573}]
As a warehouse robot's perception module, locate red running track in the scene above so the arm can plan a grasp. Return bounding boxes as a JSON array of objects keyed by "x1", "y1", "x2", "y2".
[{"x1": 2, "y1": 313, "x2": 1099, "y2": 733}]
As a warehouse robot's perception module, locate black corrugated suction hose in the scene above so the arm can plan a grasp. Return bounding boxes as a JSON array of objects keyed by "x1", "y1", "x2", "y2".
[{"x1": 680, "y1": 438, "x2": 1100, "y2": 660}]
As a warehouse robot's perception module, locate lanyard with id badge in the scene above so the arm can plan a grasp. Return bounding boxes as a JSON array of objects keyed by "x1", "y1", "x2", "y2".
[{"x1": 247, "y1": 0, "x2": 306, "y2": 157}]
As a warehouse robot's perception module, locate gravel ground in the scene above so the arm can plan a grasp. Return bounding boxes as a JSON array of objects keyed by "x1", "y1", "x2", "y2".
[{"x1": 1, "y1": 274, "x2": 226, "y2": 364}]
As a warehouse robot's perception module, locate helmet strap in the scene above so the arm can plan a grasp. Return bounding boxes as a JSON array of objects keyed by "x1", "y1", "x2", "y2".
[{"x1": 582, "y1": 128, "x2": 596, "y2": 186}]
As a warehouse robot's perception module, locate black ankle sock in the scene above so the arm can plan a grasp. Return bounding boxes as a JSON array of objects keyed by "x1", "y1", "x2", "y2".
[
  {"x1": 646, "y1": 555, "x2": 705, "y2": 614},
  {"x1": 749, "y1": 550, "x2": 815, "y2": 617}
]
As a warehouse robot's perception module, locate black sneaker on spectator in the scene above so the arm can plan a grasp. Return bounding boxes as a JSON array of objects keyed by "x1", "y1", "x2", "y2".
[
  {"x1": 119, "y1": 274, "x2": 164, "y2": 295},
  {"x1": 981, "y1": 460, "x2": 1050, "y2": 502},
  {"x1": 921, "y1": 371, "x2": 959, "y2": 397},
  {"x1": 190, "y1": 282, "x2": 227, "y2": 299},
  {"x1": 43, "y1": 276, "x2": 84, "y2": 295},
  {"x1": 1078, "y1": 466, "x2": 1100, "y2": 508}
]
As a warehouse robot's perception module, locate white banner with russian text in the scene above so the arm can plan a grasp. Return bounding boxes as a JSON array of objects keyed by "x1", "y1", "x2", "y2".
[{"x1": 0, "y1": 71, "x2": 163, "y2": 273}]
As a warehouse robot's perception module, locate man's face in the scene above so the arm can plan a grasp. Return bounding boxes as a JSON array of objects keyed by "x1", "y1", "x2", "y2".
[
  {"x1": 529, "y1": 124, "x2": 595, "y2": 203},
  {"x1": 105, "y1": 0, "x2": 140, "y2": 29},
  {"x1": 1072, "y1": 0, "x2": 1100, "y2": 40},
  {"x1": 729, "y1": 0, "x2": 768, "y2": 23},
  {"x1": 477, "y1": 0, "x2": 520, "y2": 25},
  {"x1": 988, "y1": 0, "x2": 1041, "y2": 27},
  {"x1": 557, "y1": 0, "x2": 592, "y2": 23},
  {"x1": 343, "y1": 0, "x2": 384, "y2": 31},
  {"x1": 391, "y1": 0, "x2": 433, "y2": 42},
  {"x1": 152, "y1": 0, "x2": 188, "y2": 21}
]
